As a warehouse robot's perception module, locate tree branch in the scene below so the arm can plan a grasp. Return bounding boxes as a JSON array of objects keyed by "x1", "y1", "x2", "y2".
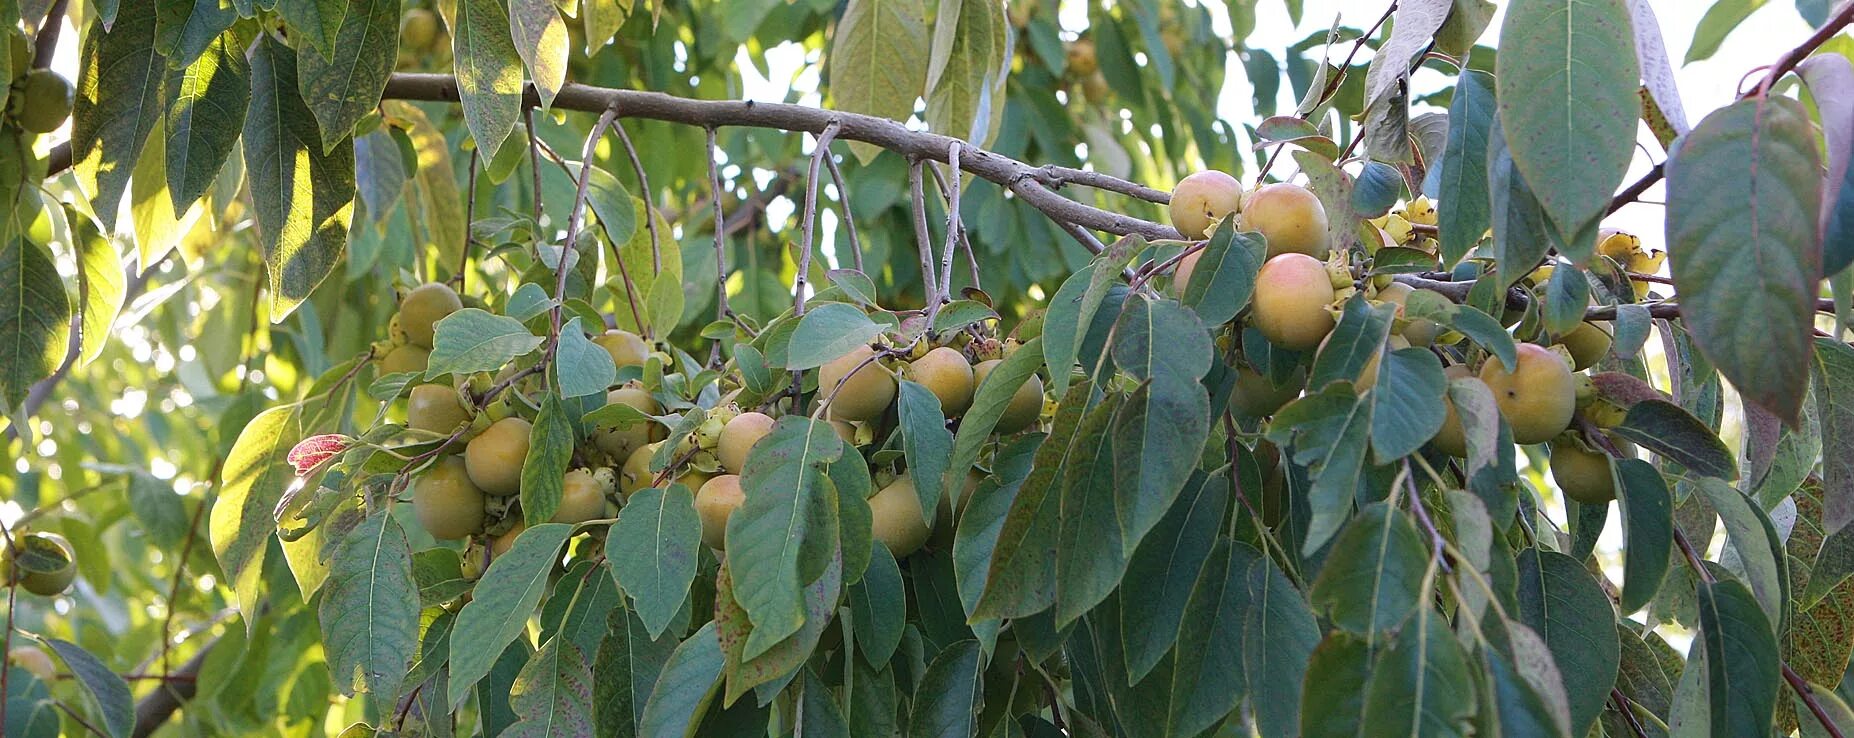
[{"x1": 130, "y1": 637, "x2": 214, "y2": 738}]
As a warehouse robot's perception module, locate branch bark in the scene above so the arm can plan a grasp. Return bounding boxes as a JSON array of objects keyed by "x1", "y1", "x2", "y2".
[{"x1": 130, "y1": 636, "x2": 214, "y2": 738}]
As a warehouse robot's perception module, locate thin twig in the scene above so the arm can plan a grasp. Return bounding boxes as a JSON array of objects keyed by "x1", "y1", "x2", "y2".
[
  {"x1": 1402, "y1": 464, "x2": 1452, "y2": 573},
  {"x1": 795, "y1": 121, "x2": 841, "y2": 318},
  {"x1": 1258, "y1": 1, "x2": 1397, "y2": 182},
  {"x1": 909, "y1": 159, "x2": 940, "y2": 302},
  {"x1": 457, "y1": 148, "x2": 479, "y2": 291},
  {"x1": 824, "y1": 153, "x2": 864, "y2": 272},
  {"x1": 929, "y1": 142, "x2": 964, "y2": 326},
  {"x1": 705, "y1": 128, "x2": 732, "y2": 365},
  {"x1": 29, "y1": 0, "x2": 69, "y2": 69},
  {"x1": 605, "y1": 116, "x2": 662, "y2": 273},
  {"x1": 1610, "y1": 689, "x2": 1651, "y2": 738},
  {"x1": 524, "y1": 109, "x2": 544, "y2": 226},
  {"x1": 1785, "y1": 663, "x2": 1849, "y2": 738}
]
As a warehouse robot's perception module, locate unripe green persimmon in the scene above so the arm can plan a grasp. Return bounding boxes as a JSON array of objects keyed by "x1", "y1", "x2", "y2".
[
  {"x1": 551, "y1": 469, "x2": 608, "y2": 524},
  {"x1": 1479, "y1": 343, "x2": 1576, "y2": 445},
  {"x1": 907, "y1": 347, "x2": 975, "y2": 417},
  {"x1": 1243, "y1": 183, "x2": 1329, "y2": 259},
  {"x1": 695, "y1": 474, "x2": 745, "y2": 550},
  {"x1": 1168, "y1": 170, "x2": 1243, "y2": 239},
  {"x1": 595, "y1": 330, "x2": 650, "y2": 369},
  {"x1": 818, "y1": 345, "x2": 896, "y2": 422},
  {"x1": 1, "y1": 533, "x2": 75, "y2": 596},
  {"x1": 717, "y1": 411, "x2": 776, "y2": 474},
  {"x1": 7, "y1": 646, "x2": 55, "y2": 681},
  {"x1": 1230, "y1": 364, "x2": 1305, "y2": 417},
  {"x1": 382, "y1": 344, "x2": 431, "y2": 375},
  {"x1": 1172, "y1": 249, "x2": 1205, "y2": 296},
  {"x1": 15, "y1": 70, "x2": 73, "y2": 134},
  {"x1": 1251, "y1": 253, "x2": 1336, "y2": 350},
  {"x1": 1066, "y1": 38, "x2": 1098, "y2": 76},
  {"x1": 1557, "y1": 321, "x2": 1613, "y2": 371},
  {"x1": 869, "y1": 477, "x2": 932, "y2": 557},
  {"x1": 594, "y1": 386, "x2": 663, "y2": 460},
  {"x1": 1549, "y1": 434, "x2": 1632, "y2": 504},
  {"x1": 491, "y1": 520, "x2": 525, "y2": 557},
  {"x1": 407, "y1": 384, "x2": 471, "y2": 433},
  {"x1": 413, "y1": 457, "x2": 487, "y2": 540},
  {"x1": 465, "y1": 417, "x2": 531, "y2": 495},
  {"x1": 399, "y1": 282, "x2": 462, "y2": 349},
  {"x1": 974, "y1": 359, "x2": 1043, "y2": 434},
  {"x1": 401, "y1": 8, "x2": 441, "y2": 50}
]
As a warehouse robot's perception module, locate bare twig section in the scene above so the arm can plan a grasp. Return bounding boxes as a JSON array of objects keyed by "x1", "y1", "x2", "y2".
[
  {"x1": 929, "y1": 141, "x2": 965, "y2": 326},
  {"x1": 457, "y1": 148, "x2": 479, "y2": 290},
  {"x1": 823, "y1": 154, "x2": 864, "y2": 272},
  {"x1": 29, "y1": 0, "x2": 69, "y2": 69},
  {"x1": 705, "y1": 128, "x2": 733, "y2": 323},
  {"x1": 909, "y1": 159, "x2": 940, "y2": 302},
  {"x1": 1610, "y1": 689, "x2": 1651, "y2": 738},
  {"x1": 1258, "y1": 0, "x2": 1398, "y2": 182},
  {"x1": 1785, "y1": 663, "x2": 1850, "y2": 738},
  {"x1": 554, "y1": 107, "x2": 623, "y2": 353},
  {"x1": 606, "y1": 116, "x2": 663, "y2": 272},
  {"x1": 1402, "y1": 467, "x2": 1452, "y2": 573},
  {"x1": 1033, "y1": 164, "x2": 1170, "y2": 204},
  {"x1": 524, "y1": 109, "x2": 545, "y2": 225},
  {"x1": 795, "y1": 121, "x2": 841, "y2": 318}
]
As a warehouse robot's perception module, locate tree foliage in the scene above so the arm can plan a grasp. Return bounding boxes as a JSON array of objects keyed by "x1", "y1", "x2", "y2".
[{"x1": 5, "y1": 0, "x2": 1854, "y2": 737}]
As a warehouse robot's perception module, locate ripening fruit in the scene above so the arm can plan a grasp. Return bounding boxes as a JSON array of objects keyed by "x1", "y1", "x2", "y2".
[
  {"x1": 465, "y1": 417, "x2": 532, "y2": 495},
  {"x1": 620, "y1": 443, "x2": 709, "y2": 497},
  {"x1": 818, "y1": 345, "x2": 896, "y2": 422},
  {"x1": 1168, "y1": 170, "x2": 1243, "y2": 240},
  {"x1": 695, "y1": 475, "x2": 746, "y2": 550},
  {"x1": 412, "y1": 457, "x2": 487, "y2": 540},
  {"x1": 974, "y1": 359, "x2": 1044, "y2": 434},
  {"x1": 399, "y1": 282, "x2": 463, "y2": 349},
  {"x1": 1243, "y1": 183, "x2": 1329, "y2": 259},
  {"x1": 7, "y1": 645, "x2": 55, "y2": 681},
  {"x1": 401, "y1": 8, "x2": 441, "y2": 50},
  {"x1": 1172, "y1": 249, "x2": 1205, "y2": 296},
  {"x1": 15, "y1": 70, "x2": 74, "y2": 134},
  {"x1": 408, "y1": 384, "x2": 471, "y2": 433},
  {"x1": 718, "y1": 411, "x2": 776, "y2": 474},
  {"x1": 1, "y1": 533, "x2": 76, "y2": 597},
  {"x1": 831, "y1": 418, "x2": 859, "y2": 445},
  {"x1": 869, "y1": 477, "x2": 933, "y2": 557},
  {"x1": 382, "y1": 344, "x2": 431, "y2": 374},
  {"x1": 1341, "y1": 334, "x2": 1412, "y2": 392},
  {"x1": 1431, "y1": 364, "x2": 1476, "y2": 457},
  {"x1": 1479, "y1": 343, "x2": 1576, "y2": 445},
  {"x1": 1066, "y1": 38, "x2": 1098, "y2": 76},
  {"x1": 491, "y1": 521, "x2": 525, "y2": 557},
  {"x1": 1557, "y1": 322, "x2": 1613, "y2": 371},
  {"x1": 1251, "y1": 253, "x2": 1337, "y2": 350},
  {"x1": 907, "y1": 347, "x2": 975, "y2": 417},
  {"x1": 1231, "y1": 364, "x2": 1304, "y2": 417},
  {"x1": 551, "y1": 469, "x2": 608, "y2": 524},
  {"x1": 594, "y1": 386, "x2": 663, "y2": 460},
  {"x1": 1081, "y1": 71, "x2": 1111, "y2": 104},
  {"x1": 595, "y1": 330, "x2": 650, "y2": 369},
  {"x1": 1549, "y1": 434, "x2": 1631, "y2": 504}
]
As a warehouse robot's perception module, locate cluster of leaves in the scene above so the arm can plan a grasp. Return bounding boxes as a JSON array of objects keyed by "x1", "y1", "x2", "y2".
[{"x1": 8, "y1": 0, "x2": 1854, "y2": 737}]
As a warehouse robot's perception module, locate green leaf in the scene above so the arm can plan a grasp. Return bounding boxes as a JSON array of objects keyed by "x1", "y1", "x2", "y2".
[
  {"x1": 1814, "y1": 338, "x2": 1854, "y2": 539},
  {"x1": 555, "y1": 319, "x2": 618, "y2": 398},
  {"x1": 931, "y1": 300, "x2": 998, "y2": 332},
  {"x1": 71, "y1": 2, "x2": 165, "y2": 230},
  {"x1": 1685, "y1": 0, "x2": 1764, "y2": 64},
  {"x1": 42, "y1": 639, "x2": 133, "y2": 738},
  {"x1": 924, "y1": 0, "x2": 1008, "y2": 146},
  {"x1": 1481, "y1": 626, "x2": 1572, "y2": 738},
  {"x1": 1351, "y1": 161, "x2": 1407, "y2": 216},
  {"x1": 1360, "y1": 607, "x2": 1475, "y2": 737},
  {"x1": 1242, "y1": 549, "x2": 1320, "y2": 737},
  {"x1": 1158, "y1": 540, "x2": 1257, "y2": 736},
  {"x1": 1495, "y1": 0, "x2": 1639, "y2": 244},
  {"x1": 906, "y1": 640, "x2": 983, "y2": 738},
  {"x1": 275, "y1": 0, "x2": 345, "y2": 59},
  {"x1": 1438, "y1": 70, "x2": 1496, "y2": 266},
  {"x1": 1056, "y1": 392, "x2": 1129, "y2": 625},
  {"x1": 1359, "y1": 0, "x2": 1451, "y2": 164},
  {"x1": 850, "y1": 541, "x2": 907, "y2": 669},
  {"x1": 715, "y1": 553, "x2": 842, "y2": 706},
  {"x1": 1485, "y1": 120, "x2": 1555, "y2": 287},
  {"x1": 448, "y1": 523, "x2": 575, "y2": 703},
  {"x1": 1515, "y1": 548, "x2": 1621, "y2": 736},
  {"x1": 424, "y1": 308, "x2": 545, "y2": 378},
  {"x1": 1667, "y1": 97, "x2": 1822, "y2": 423},
  {"x1": 952, "y1": 434, "x2": 1038, "y2": 631},
  {"x1": 897, "y1": 380, "x2": 953, "y2": 521},
  {"x1": 552, "y1": 162, "x2": 638, "y2": 253},
  {"x1": 1609, "y1": 399, "x2": 1737, "y2": 479},
  {"x1": 540, "y1": 561, "x2": 623, "y2": 659},
  {"x1": 787, "y1": 303, "x2": 883, "y2": 370},
  {"x1": 1369, "y1": 348, "x2": 1448, "y2": 462},
  {"x1": 296, "y1": 0, "x2": 399, "y2": 152},
  {"x1": 581, "y1": 0, "x2": 631, "y2": 51},
  {"x1": 1310, "y1": 502, "x2": 1430, "y2": 634},
  {"x1": 504, "y1": 637, "x2": 597, "y2": 737},
  {"x1": 510, "y1": 0, "x2": 569, "y2": 106},
  {"x1": 827, "y1": 269, "x2": 879, "y2": 306},
  {"x1": 943, "y1": 336, "x2": 1043, "y2": 506},
  {"x1": 154, "y1": 0, "x2": 236, "y2": 69},
  {"x1": 1696, "y1": 478, "x2": 1791, "y2": 632},
  {"x1": 126, "y1": 471, "x2": 188, "y2": 547},
  {"x1": 1310, "y1": 296, "x2": 1396, "y2": 390},
  {"x1": 725, "y1": 416, "x2": 844, "y2": 659},
  {"x1": 245, "y1": 36, "x2": 356, "y2": 320},
  {"x1": 1267, "y1": 384, "x2": 1373, "y2": 554},
  {"x1": 1300, "y1": 633, "x2": 1371, "y2": 738},
  {"x1": 446, "y1": 0, "x2": 525, "y2": 159},
  {"x1": 797, "y1": 668, "x2": 852, "y2": 738},
  {"x1": 1617, "y1": 459, "x2": 1674, "y2": 613},
  {"x1": 318, "y1": 514, "x2": 420, "y2": 699},
  {"x1": 0, "y1": 238, "x2": 72, "y2": 408},
  {"x1": 1041, "y1": 264, "x2": 1106, "y2": 398},
  {"x1": 480, "y1": 638, "x2": 534, "y2": 735},
  {"x1": 592, "y1": 602, "x2": 677, "y2": 737},
  {"x1": 1111, "y1": 297, "x2": 1213, "y2": 551},
  {"x1": 521, "y1": 394, "x2": 575, "y2": 525},
  {"x1": 163, "y1": 31, "x2": 248, "y2": 215},
  {"x1": 1699, "y1": 578, "x2": 1781, "y2": 737},
  {"x1": 972, "y1": 377, "x2": 1079, "y2": 620},
  {"x1": 1120, "y1": 472, "x2": 1227, "y2": 683},
  {"x1": 1181, "y1": 223, "x2": 1263, "y2": 326},
  {"x1": 208, "y1": 403, "x2": 300, "y2": 618},
  {"x1": 608, "y1": 485, "x2": 703, "y2": 640}
]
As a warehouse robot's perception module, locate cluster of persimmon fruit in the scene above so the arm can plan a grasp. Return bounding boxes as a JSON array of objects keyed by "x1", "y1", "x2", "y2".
[
  {"x1": 1167, "y1": 169, "x2": 1650, "y2": 507},
  {"x1": 378, "y1": 279, "x2": 1046, "y2": 577}
]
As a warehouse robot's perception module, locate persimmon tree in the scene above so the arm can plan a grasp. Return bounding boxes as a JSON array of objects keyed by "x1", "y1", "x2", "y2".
[{"x1": 4, "y1": 0, "x2": 1854, "y2": 736}]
